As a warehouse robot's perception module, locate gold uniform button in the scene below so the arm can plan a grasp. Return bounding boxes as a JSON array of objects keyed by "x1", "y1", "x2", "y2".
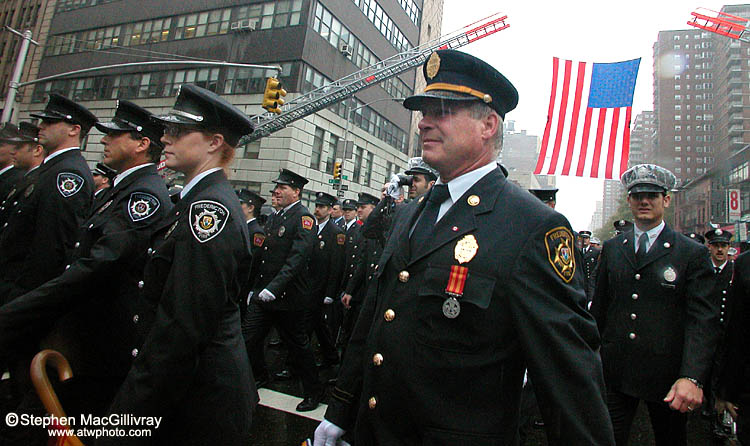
[
  {"x1": 138, "y1": 281, "x2": 144, "y2": 289},
  {"x1": 628, "y1": 333, "x2": 636, "y2": 340},
  {"x1": 131, "y1": 348, "x2": 139, "y2": 357},
  {"x1": 133, "y1": 315, "x2": 139, "y2": 323},
  {"x1": 372, "y1": 353, "x2": 383, "y2": 366},
  {"x1": 634, "y1": 274, "x2": 641, "y2": 280},
  {"x1": 368, "y1": 397, "x2": 377, "y2": 409},
  {"x1": 74, "y1": 242, "x2": 80, "y2": 248},
  {"x1": 147, "y1": 248, "x2": 153, "y2": 255},
  {"x1": 384, "y1": 309, "x2": 395, "y2": 322},
  {"x1": 630, "y1": 313, "x2": 637, "y2": 320},
  {"x1": 631, "y1": 293, "x2": 638, "y2": 300},
  {"x1": 398, "y1": 271, "x2": 410, "y2": 282}
]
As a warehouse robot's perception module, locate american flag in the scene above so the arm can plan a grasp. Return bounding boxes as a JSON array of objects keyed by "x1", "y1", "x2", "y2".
[{"x1": 534, "y1": 57, "x2": 640, "y2": 179}]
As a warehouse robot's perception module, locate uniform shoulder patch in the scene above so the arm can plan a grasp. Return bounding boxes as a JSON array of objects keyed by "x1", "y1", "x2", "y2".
[
  {"x1": 337, "y1": 233, "x2": 346, "y2": 245},
  {"x1": 128, "y1": 192, "x2": 161, "y2": 222},
  {"x1": 544, "y1": 226, "x2": 576, "y2": 283},
  {"x1": 253, "y1": 233, "x2": 265, "y2": 247},
  {"x1": 301, "y1": 215, "x2": 314, "y2": 231},
  {"x1": 190, "y1": 200, "x2": 229, "y2": 243},
  {"x1": 57, "y1": 172, "x2": 84, "y2": 197}
]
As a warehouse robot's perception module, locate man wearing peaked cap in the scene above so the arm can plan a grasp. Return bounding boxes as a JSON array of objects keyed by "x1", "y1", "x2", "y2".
[
  {"x1": 0, "y1": 97, "x2": 174, "y2": 444},
  {"x1": 580, "y1": 229, "x2": 600, "y2": 304},
  {"x1": 0, "y1": 123, "x2": 43, "y2": 228},
  {"x1": 307, "y1": 191, "x2": 345, "y2": 367},
  {"x1": 0, "y1": 93, "x2": 95, "y2": 304},
  {"x1": 529, "y1": 188, "x2": 558, "y2": 209},
  {"x1": 316, "y1": 50, "x2": 615, "y2": 445},
  {"x1": 237, "y1": 188, "x2": 266, "y2": 256},
  {"x1": 404, "y1": 156, "x2": 438, "y2": 200},
  {"x1": 591, "y1": 163, "x2": 719, "y2": 445},
  {"x1": 0, "y1": 123, "x2": 28, "y2": 207},
  {"x1": 91, "y1": 164, "x2": 114, "y2": 199},
  {"x1": 244, "y1": 168, "x2": 324, "y2": 412},
  {"x1": 155, "y1": 83, "x2": 253, "y2": 147}
]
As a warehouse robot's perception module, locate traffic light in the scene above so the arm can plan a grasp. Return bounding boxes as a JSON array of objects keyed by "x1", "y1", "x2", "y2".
[
  {"x1": 262, "y1": 77, "x2": 287, "y2": 114},
  {"x1": 333, "y1": 161, "x2": 342, "y2": 180}
]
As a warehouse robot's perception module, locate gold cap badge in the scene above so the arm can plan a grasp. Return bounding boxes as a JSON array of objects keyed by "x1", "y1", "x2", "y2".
[{"x1": 426, "y1": 52, "x2": 441, "y2": 79}]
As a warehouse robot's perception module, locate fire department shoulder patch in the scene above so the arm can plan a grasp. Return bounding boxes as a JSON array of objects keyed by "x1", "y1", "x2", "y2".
[
  {"x1": 190, "y1": 200, "x2": 229, "y2": 243},
  {"x1": 253, "y1": 233, "x2": 265, "y2": 247},
  {"x1": 301, "y1": 216, "x2": 314, "y2": 231},
  {"x1": 128, "y1": 192, "x2": 160, "y2": 222},
  {"x1": 337, "y1": 233, "x2": 346, "y2": 245},
  {"x1": 57, "y1": 172, "x2": 84, "y2": 197},
  {"x1": 544, "y1": 226, "x2": 576, "y2": 283}
]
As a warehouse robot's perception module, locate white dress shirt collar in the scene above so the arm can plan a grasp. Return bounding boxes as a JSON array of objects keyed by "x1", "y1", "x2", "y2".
[
  {"x1": 113, "y1": 163, "x2": 153, "y2": 188},
  {"x1": 180, "y1": 167, "x2": 222, "y2": 199},
  {"x1": 633, "y1": 220, "x2": 665, "y2": 253},
  {"x1": 43, "y1": 146, "x2": 79, "y2": 164},
  {"x1": 433, "y1": 161, "x2": 497, "y2": 221}
]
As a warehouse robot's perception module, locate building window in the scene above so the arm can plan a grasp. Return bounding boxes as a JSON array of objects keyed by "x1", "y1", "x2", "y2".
[
  {"x1": 311, "y1": 127, "x2": 324, "y2": 170},
  {"x1": 352, "y1": 147, "x2": 363, "y2": 183},
  {"x1": 364, "y1": 151, "x2": 374, "y2": 186},
  {"x1": 675, "y1": 136, "x2": 682, "y2": 141},
  {"x1": 349, "y1": 0, "x2": 412, "y2": 52},
  {"x1": 675, "y1": 146, "x2": 681, "y2": 152}
]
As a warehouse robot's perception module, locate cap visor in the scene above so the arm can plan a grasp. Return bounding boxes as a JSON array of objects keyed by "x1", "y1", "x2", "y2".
[
  {"x1": 95, "y1": 121, "x2": 133, "y2": 133},
  {"x1": 403, "y1": 92, "x2": 479, "y2": 111},
  {"x1": 152, "y1": 113, "x2": 199, "y2": 125},
  {"x1": 29, "y1": 111, "x2": 64, "y2": 121}
]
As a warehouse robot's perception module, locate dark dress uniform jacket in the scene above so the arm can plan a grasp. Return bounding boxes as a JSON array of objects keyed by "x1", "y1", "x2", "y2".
[
  {"x1": 0, "y1": 167, "x2": 41, "y2": 228},
  {"x1": 0, "y1": 149, "x2": 93, "y2": 301},
  {"x1": 249, "y1": 201, "x2": 316, "y2": 310},
  {"x1": 326, "y1": 168, "x2": 614, "y2": 445},
  {"x1": 591, "y1": 226, "x2": 719, "y2": 403},
  {"x1": 309, "y1": 220, "x2": 345, "y2": 303},
  {"x1": 247, "y1": 217, "x2": 265, "y2": 257},
  {"x1": 582, "y1": 245, "x2": 600, "y2": 300},
  {"x1": 717, "y1": 251, "x2": 750, "y2": 403},
  {"x1": 0, "y1": 164, "x2": 171, "y2": 381},
  {"x1": 344, "y1": 235, "x2": 383, "y2": 306},
  {"x1": 713, "y1": 261, "x2": 734, "y2": 327},
  {"x1": 0, "y1": 166, "x2": 23, "y2": 212},
  {"x1": 100, "y1": 170, "x2": 256, "y2": 446},
  {"x1": 341, "y1": 221, "x2": 362, "y2": 294}
]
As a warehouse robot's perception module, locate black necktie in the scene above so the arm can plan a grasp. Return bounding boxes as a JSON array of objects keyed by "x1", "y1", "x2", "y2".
[
  {"x1": 409, "y1": 184, "x2": 450, "y2": 257},
  {"x1": 636, "y1": 232, "x2": 648, "y2": 263},
  {"x1": 715, "y1": 266, "x2": 721, "y2": 274}
]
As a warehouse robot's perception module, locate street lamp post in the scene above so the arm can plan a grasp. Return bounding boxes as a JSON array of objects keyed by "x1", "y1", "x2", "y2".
[
  {"x1": 338, "y1": 96, "x2": 404, "y2": 163},
  {"x1": 2, "y1": 27, "x2": 39, "y2": 123}
]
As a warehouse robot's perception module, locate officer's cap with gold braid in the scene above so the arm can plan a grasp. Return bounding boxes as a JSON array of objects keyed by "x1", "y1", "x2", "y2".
[{"x1": 403, "y1": 50, "x2": 519, "y2": 119}]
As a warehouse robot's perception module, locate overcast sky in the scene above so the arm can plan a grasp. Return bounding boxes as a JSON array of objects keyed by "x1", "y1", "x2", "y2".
[{"x1": 438, "y1": 0, "x2": 731, "y2": 230}]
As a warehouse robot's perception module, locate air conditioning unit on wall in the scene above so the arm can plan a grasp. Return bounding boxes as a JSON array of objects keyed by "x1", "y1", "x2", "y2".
[
  {"x1": 231, "y1": 19, "x2": 257, "y2": 32},
  {"x1": 339, "y1": 42, "x2": 353, "y2": 57}
]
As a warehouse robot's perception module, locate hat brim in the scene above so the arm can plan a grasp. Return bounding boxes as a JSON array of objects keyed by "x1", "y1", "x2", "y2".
[
  {"x1": 29, "y1": 111, "x2": 66, "y2": 121},
  {"x1": 152, "y1": 113, "x2": 201, "y2": 125},
  {"x1": 403, "y1": 92, "x2": 479, "y2": 111},
  {"x1": 628, "y1": 184, "x2": 667, "y2": 194},
  {"x1": 95, "y1": 121, "x2": 134, "y2": 134},
  {"x1": 708, "y1": 238, "x2": 731, "y2": 244}
]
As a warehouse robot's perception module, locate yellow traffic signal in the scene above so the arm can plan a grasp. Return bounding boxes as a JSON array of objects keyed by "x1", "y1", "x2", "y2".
[
  {"x1": 333, "y1": 161, "x2": 342, "y2": 180},
  {"x1": 262, "y1": 77, "x2": 287, "y2": 114}
]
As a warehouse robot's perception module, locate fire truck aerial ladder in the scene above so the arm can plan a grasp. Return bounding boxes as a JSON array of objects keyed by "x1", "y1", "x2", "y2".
[
  {"x1": 687, "y1": 7, "x2": 750, "y2": 42},
  {"x1": 241, "y1": 12, "x2": 510, "y2": 144}
]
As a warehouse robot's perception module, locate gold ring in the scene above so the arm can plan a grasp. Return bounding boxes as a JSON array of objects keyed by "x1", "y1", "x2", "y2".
[{"x1": 687, "y1": 406, "x2": 694, "y2": 411}]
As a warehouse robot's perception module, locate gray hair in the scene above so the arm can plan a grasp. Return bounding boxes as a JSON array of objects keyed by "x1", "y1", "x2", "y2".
[{"x1": 466, "y1": 102, "x2": 503, "y2": 156}]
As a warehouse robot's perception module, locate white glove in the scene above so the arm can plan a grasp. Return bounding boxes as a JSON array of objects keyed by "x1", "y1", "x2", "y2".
[
  {"x1": 258, "y1": 288, "x2": 276, "y2": 302},
  {"x1": 323, "y1": 297, "x2": 334, "y2": 305},
  {"x1": 385, "y1": 174, "x2": 404, "y2": 199},
  {"x1": 247, "y1": 291, "x2": 254, "y2": 306},
  {"x1": 313, "y1": 419, "x2": 347, "y2": 446}
]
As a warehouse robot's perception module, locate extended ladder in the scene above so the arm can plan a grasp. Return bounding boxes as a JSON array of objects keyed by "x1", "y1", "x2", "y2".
[
  {"x1": 241, "y1": 12, "x2": 510, "y2": 143},
  {"x1": 687, "y1": 8, "x2": 750, "y2": 43}
]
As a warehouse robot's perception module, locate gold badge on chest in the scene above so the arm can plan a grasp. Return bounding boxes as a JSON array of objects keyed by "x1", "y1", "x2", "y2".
[{"x1": 454, "y1": 234, "x2": 479, "y2": 264}]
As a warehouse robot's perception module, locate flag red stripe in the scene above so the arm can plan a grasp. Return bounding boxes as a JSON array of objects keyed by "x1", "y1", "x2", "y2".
[
  {"x1": 535, "y1": 58, "x2": 559, "y2": 174},
  {"x1": 547, "y1": 59, "x2": 573, "y2": 174},
  {"x1": 576, "y1": 107, "x2": 594, "y2": 176},
  {"x1": 562, "y1": 62, "x2": 587, "y2": 175},
  {"x1": 619, "y1": 107, "x2": 633, "y2": 178},
  {"x1": 605, "y1": 108, "x2": 620, "y2": 179},
  {"x1": 590, "y1": 109, "x2": 607, "y2": 178}
]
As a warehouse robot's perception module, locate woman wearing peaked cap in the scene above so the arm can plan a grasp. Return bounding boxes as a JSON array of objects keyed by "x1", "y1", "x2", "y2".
[{"x1": 99, "y1": 84, "x2": 257, "y2": 446}]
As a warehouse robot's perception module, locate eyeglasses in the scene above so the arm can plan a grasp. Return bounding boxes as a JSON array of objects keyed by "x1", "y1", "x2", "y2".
[{"x1": 163, "y1": 124, "x2": 202, "y2": 139}]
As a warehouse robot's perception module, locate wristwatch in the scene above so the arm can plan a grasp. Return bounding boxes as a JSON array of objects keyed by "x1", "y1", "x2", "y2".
[{"x1": 681, "y1": 376, "x2": 703, "y2": 389}]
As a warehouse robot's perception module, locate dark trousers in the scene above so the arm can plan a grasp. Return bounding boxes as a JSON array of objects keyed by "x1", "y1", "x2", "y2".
[
  {"x1": 339, "y1": 303, "x2": 361, "y2": 357},
  {"x1": 242, "y1": 301, "x2": 322, "y2": 397},
  {"x1": 607, "y1": 389, "x2": 687, "y2": 446},
  {"x1": 304, "y1": 302, "x2": 339, "y2": 364}
]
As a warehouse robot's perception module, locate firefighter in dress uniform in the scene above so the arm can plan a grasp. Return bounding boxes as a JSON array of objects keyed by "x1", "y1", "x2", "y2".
[
  {"x1": 315, "y1": 49, "x2": 614, "y2": 446},
  {"x1": 99, "y1": 85, "x2": 257, "y2": 445}
]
